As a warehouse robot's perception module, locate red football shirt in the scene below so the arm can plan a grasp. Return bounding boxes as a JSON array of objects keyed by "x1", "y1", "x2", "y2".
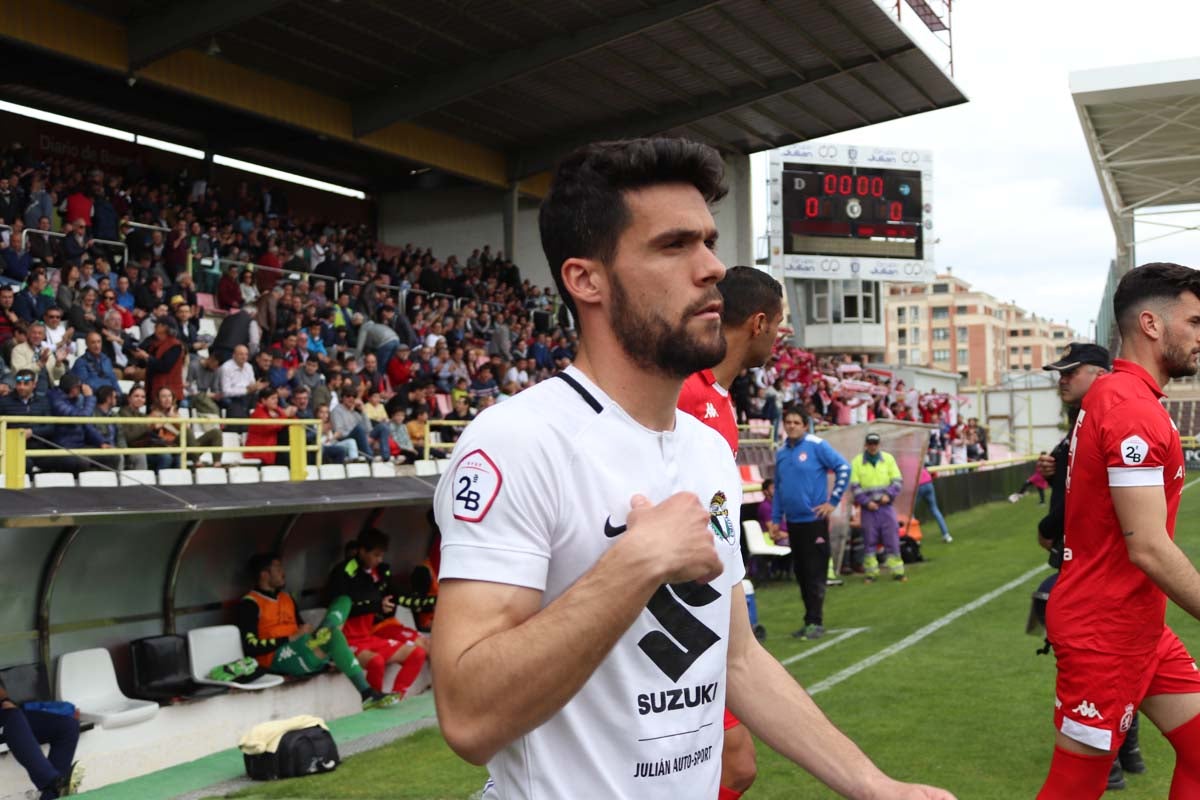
[
  {"x1": 1048, "y1": 359, "x2": 1185, "y2": 654},
  {"x1": 678, "y1": 369, "x2": 739, "y2": 456}
]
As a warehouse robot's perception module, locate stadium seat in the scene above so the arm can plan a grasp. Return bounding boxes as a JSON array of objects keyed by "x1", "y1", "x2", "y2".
[
  {"x1": 158, "y1": 468, "x2": 194, "y2": 486},
  {"x1": 414, "y1": 460, "x2": 438, "y2": 476},
  {"x1": 345, "y1": 462, "x2": 371, "y2": 479},
  {"x1": 196, "y1": 313, "x2": 218, "y2": 337},
  {"x1": 119, "y1": 469, "x2": 157, "y2": 486},
  {"x1": 370, "y1": 461, "x2": 395, "y2": 478},
  {"x1": 117, "y1": 379, "x2": 135, "y2": 395},
  {"x1": 228, "y1": 465, "x2": 261, "y2": 484},
  {"x1": 434, "y1": 393, "x2": 451, "y2": 416},
  {"x1": 195, "y1": 467, "x2": 228, "y2": 485},
  {"x1": 743, "y1": 520, "x2": 792, "y2": 578},
  {"x1": 435, "y1": 458, "x2": 452, "y2": 474},
  {"x1": 129, "y1": 635, "x2": 228, "y2": 703},
  {"x1": 738, "y1": 465, "x2": 764, "y2": 485},
  {"x1": 187, "y1": 626, "x2": 283, "y2": 691},
  {"x1": 57, "y1": 648, "x2": 159, "y2": 729},
  {"x1": 33, "y1": 472, "x2": 76, "y2": 488},
  {"x1": 77, "y1": 470, "x2": 119, "y2": 487},
  {"x1": 219, "y1": 432, "x2": 261, "y2": 466},
  {"x1": 0, "y1": 663, "x2": 96, "y2": 753},
  {"x1": 393, "y1": 606, "x2": 417, "y2": 629},
  {"x1": 305, "y1": 465, "x2": 320, "y2": 481},
  {"x1": 318, "y1": 463, "x2": 347, "y2": 480},
  {"x1": 260, "y1": 465, "x2": 290, "y2": 482},
  {"x1": 0, "y1": 473, "x2": 32, "y2": 488},
  {"x1": 299, "y1": 607, "x2": 326, "y2": 627}
]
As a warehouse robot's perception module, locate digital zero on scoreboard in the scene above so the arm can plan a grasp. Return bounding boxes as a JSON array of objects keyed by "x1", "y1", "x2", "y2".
[{"x1": 781, "y1": 162, "x2": 924, "y2": 260}]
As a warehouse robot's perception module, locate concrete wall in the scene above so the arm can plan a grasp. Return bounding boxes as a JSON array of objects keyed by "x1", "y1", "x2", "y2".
[{"x1": 378, "y1": 187, "x2": 555, "y2": 292}]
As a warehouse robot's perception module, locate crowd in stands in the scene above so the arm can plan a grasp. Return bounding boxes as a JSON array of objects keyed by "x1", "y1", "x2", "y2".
[{"x1": 0, "y1": 141, "x2": 577, "y2": 472}]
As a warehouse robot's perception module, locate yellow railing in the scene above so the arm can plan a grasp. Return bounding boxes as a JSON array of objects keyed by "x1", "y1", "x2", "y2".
[
  {"x1": 0, "y1": 416, "x2": 322, "y2": 488},
  {"x1": 424, "y1": 419, "x2": 468, "y2": 461}
]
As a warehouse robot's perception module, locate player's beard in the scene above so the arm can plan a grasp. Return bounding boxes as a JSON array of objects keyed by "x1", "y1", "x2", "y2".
[
  {"x1": 609, "y1": 270, "x2": 726, "y2": 379},
  {"x1": 1163, "y1": 329, "x2": 1200, "y2": 378}
]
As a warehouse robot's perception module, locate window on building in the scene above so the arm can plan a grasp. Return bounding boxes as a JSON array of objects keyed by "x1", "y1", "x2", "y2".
[
  {"x1": 809, "y1": 281, "x2": 829, "y2": 323},
  {"x1": 898, "y1": 349, "x2": 907, "y2": 365},
  {"x1": 932, "y1": 306, "x2": 950, "y2": 320},
  {"x1": 932, "y1": 283, "x2": 949, "y2": 294},
  {"x1": 837, "y1": 279, "x2": 879, "y2": 323},
  {"x1": 897, "y1": 329, "x2": 907, "y2": 345},
  {"x1": 933, "y1": 328, "x2": 949, "y2": 340},
  {"x1": 956, "y1": 326, "x2": 968, "y2": 340},
  {"x1": 1024, "y1": 364, "x2": 1032, "y2": 371},
  {"x1": 897, "y1": 306, "x2": 906, "y2": 324},
  {"x1": 1021, "y1": 329, "x2": 1032, "y2": 337},
  {"x1": 1022, "y1": 346, "x2": 1032, "y2": 355},
  {"x1": 1010, "y1": 346, "x2": 1019, "y2": 355},
  {"x1": 955, "y1": 305, "x2": 968, "y2": 314},
  {"x1": 909, "y1": 305, "x2": 920, "y2": 321},
  {"x1": 933, "y1": 349, "x2": 950, "y2": 362},
  {"x1": 1009, "y1": 329, "x2": 1020, "y2": 337},
  {"x1": 911, "y1": 327, "x2": 921, "y2": 344},
  {"x1": 957, "y1": 348, "x2": 968, "y2": 363},
  {"x1": 1053, "y1": 330, "x2": 1065, "y2": 339}
]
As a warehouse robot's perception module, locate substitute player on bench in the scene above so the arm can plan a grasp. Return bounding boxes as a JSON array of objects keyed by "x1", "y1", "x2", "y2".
[
  {"x1": 432, "y1": 137, "x2": 954, "y2": 800},
  {"x1": 1039, "y1": 263, "x2": 1200, "y2": 799},
  {"x1": 677, "y1": 264, "x2": 784, "y2": 799}
]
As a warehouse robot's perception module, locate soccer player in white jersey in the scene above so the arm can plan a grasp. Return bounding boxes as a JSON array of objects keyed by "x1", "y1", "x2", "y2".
[{"x1": 432, "y1": 138, "x2": 956, "y2": 800}]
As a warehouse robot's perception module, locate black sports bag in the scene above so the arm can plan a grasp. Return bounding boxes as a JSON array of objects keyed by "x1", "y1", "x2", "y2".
[{"x1": 244, "y1": 726, "x2": 340, "y2": 781}]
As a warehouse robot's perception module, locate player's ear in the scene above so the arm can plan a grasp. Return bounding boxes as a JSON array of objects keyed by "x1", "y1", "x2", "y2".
[{"x1": 560, "y1": 257, "x2": 605, "y2": 309}]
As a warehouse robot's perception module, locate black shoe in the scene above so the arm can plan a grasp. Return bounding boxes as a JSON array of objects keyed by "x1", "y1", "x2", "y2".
[
  {"x1": 1107, "y1": 759, "x2": 1126, "y2": 790},
  {"x1": 1119, "y1": 715, "x2": 1146, "y2": 774}
]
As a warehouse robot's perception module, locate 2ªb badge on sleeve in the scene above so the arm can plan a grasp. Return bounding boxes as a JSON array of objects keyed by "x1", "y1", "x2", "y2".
[
  {"x1": 1120, "y1": 435, "x2": 1149, "y2": 466},
  {"x1": 452, "y1": 449, "x2": 503, "y2": 522}
]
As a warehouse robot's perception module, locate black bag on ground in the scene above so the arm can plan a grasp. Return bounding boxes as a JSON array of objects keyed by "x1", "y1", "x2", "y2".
[
  {"x1": 244, "y1": 726, "x2": 340, "y2": 780},
  {"x1": 899, "y1": 535, "x2": 924, "y2": 564}
]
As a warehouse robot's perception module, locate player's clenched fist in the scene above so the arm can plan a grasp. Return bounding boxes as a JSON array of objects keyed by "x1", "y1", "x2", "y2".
[
  {"x1": 1036, "y1": 452, "x2": 1056, "y2": 479},
  {"x1": 624, "y1": 492, "x2": 724, "y2": 585}
]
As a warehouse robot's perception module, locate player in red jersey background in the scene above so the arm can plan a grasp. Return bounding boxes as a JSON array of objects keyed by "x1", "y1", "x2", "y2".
[
  {"x1": 1039, "y1": 263, "x2": 1200, "y2": 799},
  {"x1": 679, "y1": 265, "x2": 782, "y2": 800}
]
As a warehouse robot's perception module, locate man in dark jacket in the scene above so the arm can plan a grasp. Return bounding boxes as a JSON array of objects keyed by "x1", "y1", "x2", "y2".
[
  {"x1": 0, "y1": 369, "x2": 53, "y2": 474},
  {"x1": 45, "y1": 373, "x2": 103, "y2": 474},
  {"x1": 13, "y1": 270, "x2": 52, "y2": 324}
]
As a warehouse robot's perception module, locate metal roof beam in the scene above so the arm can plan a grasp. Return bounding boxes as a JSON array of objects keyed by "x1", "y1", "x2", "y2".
[
  {"x1": 128, "y1": 1, "x2": 291, "y2": 69},
  {"x1": 512, "y1": 45, "x2": 916, "y2": 178},
  {"x1": 352, "y1": 0, "x2": 721, "y2": 135}
]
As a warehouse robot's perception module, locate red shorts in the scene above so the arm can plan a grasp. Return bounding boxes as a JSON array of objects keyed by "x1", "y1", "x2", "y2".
[
  {"x1": 1054, "y1": 626, "x2": 1200, "y2": 751},
  {"x1": 346, "y1": 619, "x2": 421, "y2": 661},
  {"x1": 723, "y1": 708, "x2": 740, "y2": 731}
]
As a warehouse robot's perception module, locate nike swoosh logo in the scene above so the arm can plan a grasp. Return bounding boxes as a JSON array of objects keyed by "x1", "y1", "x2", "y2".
[{"x1": 604, "y1": 516, "x2": 627, "y2": 538}]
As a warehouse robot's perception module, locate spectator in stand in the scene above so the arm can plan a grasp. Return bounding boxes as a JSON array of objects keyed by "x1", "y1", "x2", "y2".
[
  {"x1": 135, "y1": 273, "x2": 167, "y2": 314},
  {"x1": 132, "y1": 318, "x2": 184, "y2": 403},
  {"x1": 443, "y1": 395, "x2": 475, "y2": 440},
  {"x1": 385, "y1": 397, "x2": 420, "y2": 462},
  {"x1": 246, "y1": 387, "x2": 294, "y2": 466},
  {"x1": 26, "y1": 217, "x2": 56, "y2": 266},
  {"x1": 44, "y1": 373, "x2": 106, "y2": 474},
  {"x1": 0, "y1": 228, "x2": 32, "y2": 287},
  {"x1": 0, "y1": 285, "x2": 17, "y2": 348},
  {"x1": 164, "y1": 220, "x2": 188, "y2": 281},
  {"x1": 218, "y1": 344, "x2": 265, "y2": 420},
  {"x1": 14, "y1": 269, "x2": 52, "y2": 323},
  {"x1": 211, "y1": 304, "x2": 260, "y2": 364},
  {"x1": 112, "y1": 275, "x2": 136, "y2": 313},
  {"x1": 0, "y1": 671, "x2": 84, "y2": 800},
  {"x1": 186, "y1": 352, "x2": 223, "y2": 416},
  {"x1": 324, "y1": 529, "x2": 429, "y2": 698},
  {"x1": 236, "y1": 553, "x2": 397, "y2": 709},
  {"x1": 11, "y1": 321, "x2": 67, "y2": 393},
  {"x1": 468, "y1": 364, "x2": 499, "y2": 403},
  {"x1": 59, "y1": 220, "x2": 90, "y2": 267},
  {"x1": 71, "y1": 331, "x2": 120, "y2": 396},
  {"x1": 0, "y1": 369, "x2": 53, "y2": 464},
  {"x1": 216, "y1": 263, "x2": 242, "y2": 310},
  {"x1": 41, "y1": 307, "x2": 74, "y2": 357},
  {"x1": 315, "y1": 403, "x2": 353, "y2": 462},
  {"x1": 352, "y1": 311, "x2": 401, "y2": 373},
  {"x1": 331, "y1": 385, "x2": 392, "y2": 462}
]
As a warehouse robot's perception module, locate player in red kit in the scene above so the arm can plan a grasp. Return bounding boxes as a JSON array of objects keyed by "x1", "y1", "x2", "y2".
[
  {"x1": 679, "y1": 265, "x2": 783, "y2": 800},
  {"x1": 1039, "y1": 263, "x2": 1200, "y2": 799}
]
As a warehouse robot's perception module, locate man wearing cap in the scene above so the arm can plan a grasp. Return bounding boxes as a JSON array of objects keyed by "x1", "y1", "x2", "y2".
[
  {"x1": 849, "y1": 432, "x2": 906, "y2": 583},
  {"x1": 45, "y1": 373, "x2": 106, "y2": 474},
  {"x1": 1032, "y1": 342, "x2": 1145, "y2": 790},
  {"x1": 134, "y1": 318, "x2": 185, "y2": 403}
]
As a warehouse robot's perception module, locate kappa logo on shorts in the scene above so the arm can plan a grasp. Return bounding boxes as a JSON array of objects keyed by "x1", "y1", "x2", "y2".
[
  {"x1": 1072, "y1": 700, "x2": 1104, "y2": 720},
  {"x1": 452, "y1": 449, "x2": 502, "y2": 523}
]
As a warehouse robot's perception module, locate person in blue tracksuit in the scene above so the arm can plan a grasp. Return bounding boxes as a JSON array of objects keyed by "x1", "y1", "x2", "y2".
[{"x1": 771, "y1": 406, "x2": 850, "y2": 640}]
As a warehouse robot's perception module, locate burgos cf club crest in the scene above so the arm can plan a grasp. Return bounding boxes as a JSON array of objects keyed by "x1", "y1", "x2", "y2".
[{"x1": 708, "y1": 491, "x2": 736, "y2": 544}]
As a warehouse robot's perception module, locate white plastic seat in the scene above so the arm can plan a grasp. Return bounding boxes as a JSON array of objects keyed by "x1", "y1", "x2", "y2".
[
  {"x1": 345, "y1": 462, "x2": 371, "y2": 479},
  {"x1": 57, "y1": 648, "x2": 158, "y2": 729},
  {"x1": 187, "y1": 626, "x2": 283, "y2": 691},
  {"x1": 117, "y1": 379, "x2": 135, "y2": 395},
  {"x1": 299, "y1": 607, "x2": 326, "y2": 628},
  {"x1": 370, "y1": 461, "x2": 394, "y2": 478},
  {"x1": 195, "y1": 467, "x2": 228, "y2": 485},
  {"x1": 118, "y1": 469, "x2": 157, "y2": 486},
  {"x1": 393, "y1": 606, "x2": 417, "y2": 629},
  {"x1": 304, "y1": 465, "x2": 320, "y2": 481},
  {"x1": 743, "y1": 520, "x2": 792, "y2": 559},
  {"x1": 228, "y1": 465, "x2": 261, "y2": 484},
  {"x1": 77, "y1": 471, "x2": 119, "y2": 487},
  {"x1": 33, "y1": 472, "x2": 76, "y2": 488},
  {"x1": 157, "y1": 468, "x2": 194, "y2": 486},
  {"x1": 218, "y1": 432, "x2": 244, "y2": 466},
  {"x1": 260, "y1": 465, "x2": 290, "y2": 482},
  {"x1": 414, "y1": 460, "x2": 438, "y2": 476},
  {"x1": 435, "y1": 458, "x2": 452, "y2": 474},
  {"x1": 318, "y1": 463, "x2": 347, "y2": 480}
]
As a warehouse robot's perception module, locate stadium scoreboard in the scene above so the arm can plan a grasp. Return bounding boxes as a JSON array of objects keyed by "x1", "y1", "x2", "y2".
[{"x1": 768, "y1": 144, "x2": 935, "y2": 283}]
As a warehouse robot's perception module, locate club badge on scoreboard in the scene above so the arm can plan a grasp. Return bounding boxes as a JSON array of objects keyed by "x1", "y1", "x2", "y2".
[{"x1": 768, "y1": 143, "x2": 935, "y2": 284}]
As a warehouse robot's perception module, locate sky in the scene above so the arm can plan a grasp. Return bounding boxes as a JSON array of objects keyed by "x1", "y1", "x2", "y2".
[{"x1": 751, "y1": 0, "x2": 1200, "y2": 341}]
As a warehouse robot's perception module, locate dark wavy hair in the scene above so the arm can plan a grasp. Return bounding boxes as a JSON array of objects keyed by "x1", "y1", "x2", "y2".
[
  {"x1": 538, "y1": 138, "x2": 728, "y2": 330},
  {"x1": 1115, "y1": 262, "x2": 1200, "y2": 335}
]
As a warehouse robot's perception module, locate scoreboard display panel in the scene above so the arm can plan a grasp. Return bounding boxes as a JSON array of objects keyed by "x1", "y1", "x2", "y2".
[
  {"x1": 781, "y1": 163, "x2": 923, "y2": 259},
  {"x1": 768, "y1": 144, "x2": 934, "y2": 283}
]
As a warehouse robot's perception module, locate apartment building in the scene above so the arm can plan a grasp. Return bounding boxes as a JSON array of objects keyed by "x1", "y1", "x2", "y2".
[{"x1": 883, "y1": 273, "x2": 1076, "y2": 386}]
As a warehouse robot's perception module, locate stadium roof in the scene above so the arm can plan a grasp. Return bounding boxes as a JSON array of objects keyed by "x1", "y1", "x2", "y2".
[
  {"x1": 3, "y1": 0, "x2": 965, "y2": 191},
  {"x1": 1072, "y1": 58, "x2": 1200, "y2": 240}
]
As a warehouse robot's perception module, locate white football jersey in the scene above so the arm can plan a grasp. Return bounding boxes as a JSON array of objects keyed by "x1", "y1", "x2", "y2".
[{"x1": 435, "y1": 366, "x2": 744, "y2": 800}]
